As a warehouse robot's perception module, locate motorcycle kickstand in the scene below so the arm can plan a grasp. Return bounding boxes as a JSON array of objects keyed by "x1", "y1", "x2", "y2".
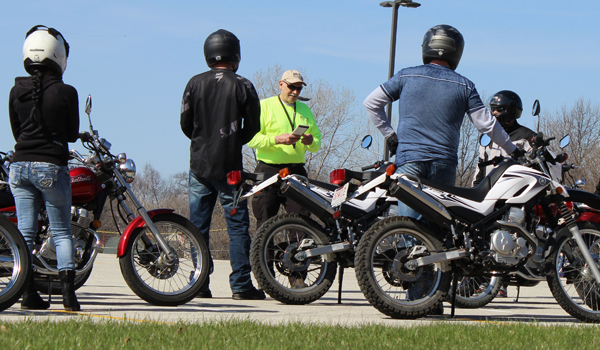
[
  {"x1": 48, "y1": 280, "x2": 52, "y2": 303},
  {"x1": 450, "y1": 272, "x2": 458, "y2": 318},
  {"x1": 514, "y1": 286, "x2": 520, "y2": 303},
  {"x1": 337, "y1": 265, "x2": 344, "y2": 304}
]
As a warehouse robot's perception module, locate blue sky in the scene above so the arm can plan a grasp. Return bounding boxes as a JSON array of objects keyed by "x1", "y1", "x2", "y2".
[{"x1": 2, "y1": 1, "x2": 599, "y2": 176}]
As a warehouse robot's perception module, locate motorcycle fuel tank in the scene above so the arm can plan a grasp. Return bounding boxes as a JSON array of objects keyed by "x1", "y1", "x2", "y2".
[{"x1": 70, "y1": 167, "x2": 101, "y2": 204}]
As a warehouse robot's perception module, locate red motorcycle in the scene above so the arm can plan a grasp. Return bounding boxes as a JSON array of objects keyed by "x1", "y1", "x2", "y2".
[{"x1": 0, "y1": 95, "x2": 210, "y2": 306}]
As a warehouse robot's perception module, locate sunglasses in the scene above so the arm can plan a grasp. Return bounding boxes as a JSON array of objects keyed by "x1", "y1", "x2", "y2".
[
  {"x1": 286, "y1": 83, "x2": 303, "y2": 92},
  {"x1": 491, "y1": 106, "x2": 507, "y2": 113}
]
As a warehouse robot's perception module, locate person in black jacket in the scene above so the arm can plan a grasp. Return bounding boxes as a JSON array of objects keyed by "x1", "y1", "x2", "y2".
[
  {"x1": 472, "y1": 90, "x2": 535, "y2": 298},
  {"x1": 180, "y1": 29, "x2": 263, "y2": 300},
  {"x1": 473, "y1": 90, "x2": 535, "y2": 186},
  {"x1": 8, "y1": 25, "x2": 80, "y2": 311}
]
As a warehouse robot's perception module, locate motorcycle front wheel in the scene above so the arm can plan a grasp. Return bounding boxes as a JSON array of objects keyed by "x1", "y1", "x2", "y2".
[
  {"x1": 119, "y1": 213, "x2": 209, "y2": 306},
  {"x1": 0, "y1": 214, "x2": 30, "y2": 311},
  {"x1": 250, "y1": 213, "x2": 337, "y2": 304},
  {"x1": 355, "y1": 216, "x2": 451, "y2": 319},
  {"x1": 546, "y1": 221, "x2": 600, "y2": 323}
]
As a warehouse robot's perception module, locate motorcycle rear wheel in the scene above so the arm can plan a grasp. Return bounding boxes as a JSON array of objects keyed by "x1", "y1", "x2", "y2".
[
  {"x1": 445, "y1": 275, "x2": 501, "y2": 308},
  {"x1": 250, "y1": 213, "x2": 337, "y2": 304},
  {"x1": 355, "y1": 216, "x2": 451, "y2": 319},
  {"x1": 546, "y1": 221, "x2": 600, "y2": 323},
  {"x1": 119, "y1": 213, "x2": 209, "y2": 306},
  {"x1": 0, "y1": 214, "x2": 30, "y2": 311}
]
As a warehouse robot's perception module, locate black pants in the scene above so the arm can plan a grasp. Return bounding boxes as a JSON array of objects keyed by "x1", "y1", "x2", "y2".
[{"x1": 252, "y1": 162, "x2": 310, "y2": 229}]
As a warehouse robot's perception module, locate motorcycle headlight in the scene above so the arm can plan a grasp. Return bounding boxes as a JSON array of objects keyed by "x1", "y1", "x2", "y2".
[{"x1": 119, "y1": 159, "x2": 136, "y2": 183}]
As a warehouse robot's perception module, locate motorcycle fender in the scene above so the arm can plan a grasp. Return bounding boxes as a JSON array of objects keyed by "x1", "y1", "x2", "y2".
[
  {"x1": 116, "y1": 209, "x2": 174, "y2": 257},
  {"x1": 545, "y1": 226, "x2": 572, "y2": 258},
  {"x1": 567, "y1": 189, "x2": 600, "y2": 210},
  {"x1": 578, "y1": 212, "x2": 600, "y2": 223}
]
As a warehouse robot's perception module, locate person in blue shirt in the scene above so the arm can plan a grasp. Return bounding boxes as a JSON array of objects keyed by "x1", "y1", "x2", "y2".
[{"x1": 364, "y1": 24, "x2": 519, "y2": 219}]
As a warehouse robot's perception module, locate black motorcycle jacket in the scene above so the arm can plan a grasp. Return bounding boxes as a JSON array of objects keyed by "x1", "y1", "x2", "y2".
[
  {"x1": 473, "y1": 121, "x2": 536, "y2": 185},
  {"x1": 181, "y1": 68, "x2": 261, "y2": 180},
  {"x1": 9, "y1": 75, "x2": 79, "y2": 166}
]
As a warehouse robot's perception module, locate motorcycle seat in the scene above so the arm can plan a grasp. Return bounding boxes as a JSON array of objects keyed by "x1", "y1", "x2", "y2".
[{"x1": 418, "y1": 160, "x2": 515, "y2": 203}]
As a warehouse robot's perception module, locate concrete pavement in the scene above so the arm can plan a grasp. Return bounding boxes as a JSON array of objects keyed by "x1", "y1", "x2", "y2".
[{"x1": 0, "y1": 253, "x2": 586, "y2": 325}]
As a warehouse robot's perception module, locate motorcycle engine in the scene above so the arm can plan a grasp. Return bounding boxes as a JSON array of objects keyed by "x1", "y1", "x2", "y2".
[
  {"x1": 38, "y1": 207, "x2": 93, "y2": 264},
  {"x1": 489, "y1": 207, "x2": 530, "y2": 266}
]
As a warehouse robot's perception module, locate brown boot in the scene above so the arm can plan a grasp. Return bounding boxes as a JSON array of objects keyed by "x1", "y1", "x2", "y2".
[
  {"x1": 59, "y1": 270, "x2": 80, "y2": 311},
  {"x1": 21, "y1": 274, "x2": 50, "y2": 310}
]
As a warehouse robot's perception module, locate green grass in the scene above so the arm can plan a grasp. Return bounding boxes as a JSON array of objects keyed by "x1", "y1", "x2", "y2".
[{"x1": 0, "y1": 318, "x2": 598, "y2": 349}]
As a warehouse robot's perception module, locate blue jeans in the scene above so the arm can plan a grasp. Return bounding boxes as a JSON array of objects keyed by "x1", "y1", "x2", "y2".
[
  {"x1": 9, "y1": 162, "x2": 75, "y2": 271},
  {"x1": 188, "y1": 171, "x2": 254, "y2": 293},
  {"x1": 391, "y1": 159, "x2": 457, "y2": 219},
  {"x1": 391, "y1": 159, "x2": 455, "y2": 301}
]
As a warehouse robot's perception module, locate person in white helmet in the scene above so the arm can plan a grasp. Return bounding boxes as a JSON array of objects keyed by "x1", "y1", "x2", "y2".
[{"x1": 8, "y1": 25, "x2": 80, "y2": 311}]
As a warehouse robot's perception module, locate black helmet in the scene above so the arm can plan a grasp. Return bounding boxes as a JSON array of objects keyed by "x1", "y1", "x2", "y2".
[
  {"x1": 204, "y1": 29, "x2": 241, "y2": 73},
  {"x1": 422, "y1": 24, "x2": 464, "y2": 70},
  {"x1": 489, "y1": 90, "x2": 523, "y2": 127}
]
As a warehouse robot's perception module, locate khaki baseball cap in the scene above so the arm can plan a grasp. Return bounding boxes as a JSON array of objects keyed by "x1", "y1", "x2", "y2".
[{"x1": 281, "y1": 70, "x2": 306, "y2": 86}]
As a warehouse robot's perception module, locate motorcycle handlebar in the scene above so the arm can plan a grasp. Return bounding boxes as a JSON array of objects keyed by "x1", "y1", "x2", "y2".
[
  {"x1": 361, "y1": 164, "x2": 377, "y2": 171},
  {"x1": 79, "y1": 132, "x2": 91, "y2": 142},
  {"x1": 361, "y1": 160, "x2": 393, "y2": 172}
]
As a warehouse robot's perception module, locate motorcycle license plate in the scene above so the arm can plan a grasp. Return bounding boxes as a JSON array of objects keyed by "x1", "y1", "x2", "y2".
[{"x1": 331, "y1": 182, "x2": 350, "y2": 208}]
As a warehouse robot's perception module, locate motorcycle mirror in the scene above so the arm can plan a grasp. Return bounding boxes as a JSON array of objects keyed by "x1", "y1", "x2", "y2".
[
  {"x1": 532, "y1": 100, "x2": 540, "y2": 117},
  {"x1": 575, "y1": 178, "x2": 586, "y2": 189},
  {"x1": 361, "y1": 135, "x2": 373, "y2": 149},
  {"x1": 479, "y1": 134, "x2": 491, "y2": 147},
  {"x1": 84, "y1": 94, "x2": 97, "y2": 136},
  {"x1": 85, "y1": 95, "x2": 92, "y2": 115},
  {"x1": 532, "y1": 99, "x2": 541, "y2": 132},
  {"x1": 560, "y1": 134, "x2": 570, "y2": 149}
]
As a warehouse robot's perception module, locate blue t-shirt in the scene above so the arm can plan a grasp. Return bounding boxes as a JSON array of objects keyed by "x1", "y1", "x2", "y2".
[{"x1": 381, "y1": 63, "x2": 484, "y2": 166}]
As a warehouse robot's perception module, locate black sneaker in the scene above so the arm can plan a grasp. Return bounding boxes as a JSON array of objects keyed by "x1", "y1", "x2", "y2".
[{"x1": 232, "y1": 287, "x2": 266, "y2": 300}]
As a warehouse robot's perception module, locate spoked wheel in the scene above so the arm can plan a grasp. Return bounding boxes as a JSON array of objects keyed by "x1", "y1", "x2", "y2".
[
  {"x1": 355, "y1": 216, "x2": 451, "y2": 319},
  {"x1": 250, "y1": 213, "x2": 336, "y2": 304},
  {"x1": 119, "y1": 213, "x2": 209, "y2": 306},
  {"x1": 546, "y1": 221, "x2": 600, "y2": 323},
  {"x1": 446, "y1": 275, "x2": 501, "y2": 308},
  {"x1": 0, "y1": 214, "x2": 30, "y2": 311}
]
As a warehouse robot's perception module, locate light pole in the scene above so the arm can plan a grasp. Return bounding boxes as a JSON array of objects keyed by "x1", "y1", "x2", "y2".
[{"x1": 379, "y1": 0, "x2": 420, "y2": 160}]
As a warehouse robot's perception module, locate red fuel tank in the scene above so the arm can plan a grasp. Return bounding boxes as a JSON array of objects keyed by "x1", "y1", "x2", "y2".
[{"x1": 70, "y1": 167, "x2": 101, "y2": 204}]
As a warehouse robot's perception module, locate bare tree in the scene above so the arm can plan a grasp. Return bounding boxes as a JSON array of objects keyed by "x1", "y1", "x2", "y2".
[
  {"x1": 540, "y1": 98, "x2": 600, "y2": 192},
  {"x1": 455, "y1": 117, "x2": 480, "y2": 187}
]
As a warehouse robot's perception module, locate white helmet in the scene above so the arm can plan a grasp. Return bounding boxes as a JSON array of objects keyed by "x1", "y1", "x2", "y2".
[{"x1": 22, "y1": 25, "x2": 70, "y2": 76}]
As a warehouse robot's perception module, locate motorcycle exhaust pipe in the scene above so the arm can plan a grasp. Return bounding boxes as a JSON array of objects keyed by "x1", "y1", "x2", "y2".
[
  {"x1": 388, "y1": 177, "x2": 453, "y2": 227},
  {"x1": 280, "y1": 177, "x2": 335, "y2": 221},
  {"x1": 33, "y1": 229, "x2": 102, "y2": 276}
]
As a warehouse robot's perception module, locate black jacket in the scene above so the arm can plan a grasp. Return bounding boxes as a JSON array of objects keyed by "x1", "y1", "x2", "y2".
[
  {"x1": 180, "y1": 69, "x2": 261, "y2": 180},
  {"x1": 9, "y1": 75, "x2": 79, "y2": 166}
]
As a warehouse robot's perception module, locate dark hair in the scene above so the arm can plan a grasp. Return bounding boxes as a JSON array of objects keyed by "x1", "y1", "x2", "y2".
[{"x1": 30, "y1": 68, "x2": 45, "y2": 123}]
